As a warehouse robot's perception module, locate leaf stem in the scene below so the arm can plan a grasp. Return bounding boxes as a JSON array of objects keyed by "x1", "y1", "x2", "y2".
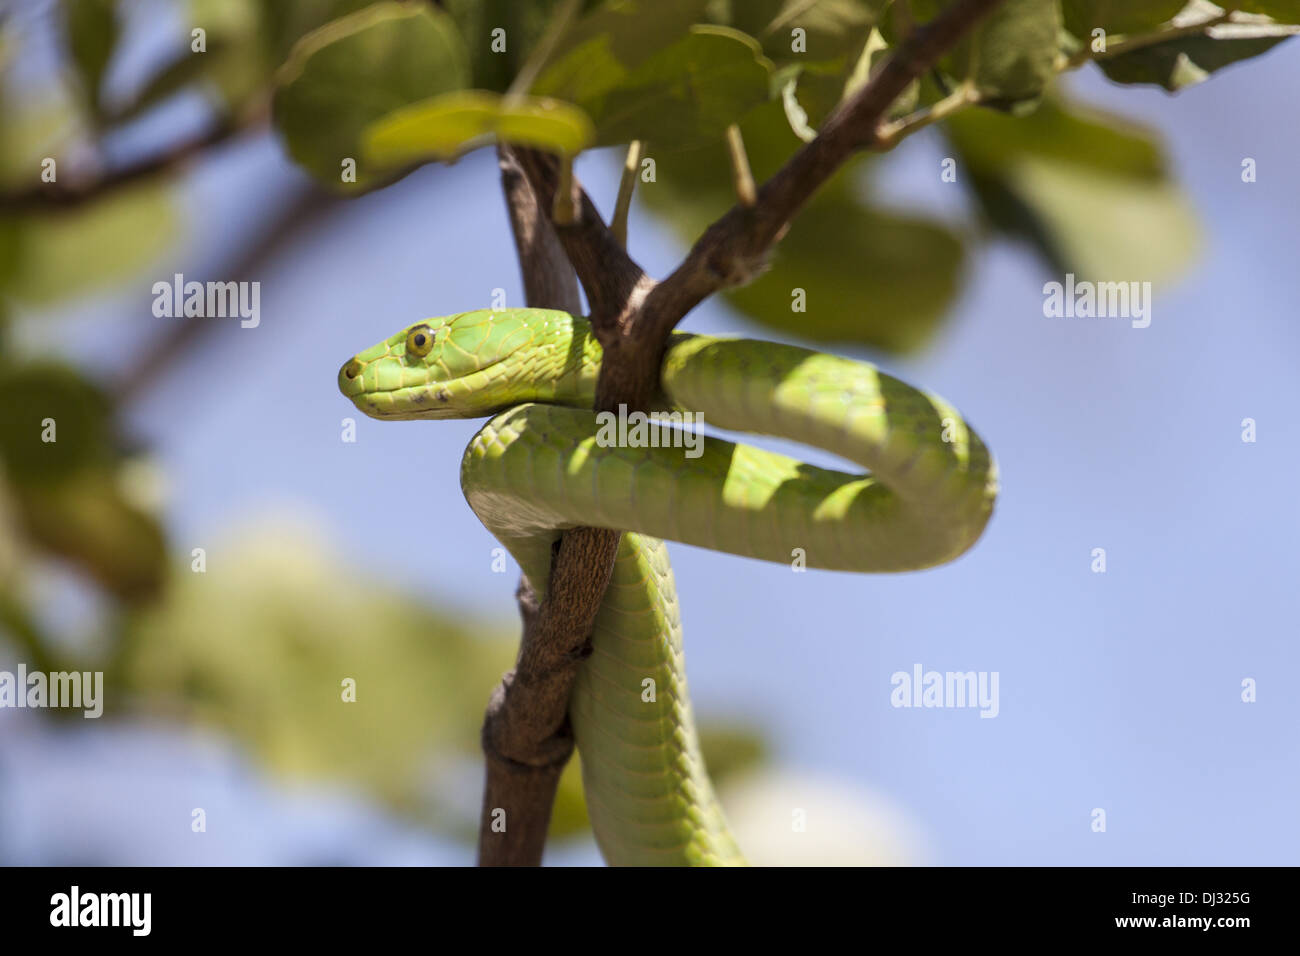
[{"x1": 611, "y1": 140, "x2": 642, "y2": 247}]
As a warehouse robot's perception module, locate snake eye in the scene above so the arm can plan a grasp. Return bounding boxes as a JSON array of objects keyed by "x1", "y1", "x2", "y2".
[{"x1": 405, "y1": 325, "x2": 435, "y2": 358}]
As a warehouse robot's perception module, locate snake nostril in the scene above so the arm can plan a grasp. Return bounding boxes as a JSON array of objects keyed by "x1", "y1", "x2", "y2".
[{"x1": 343, "y1": 360, "x2": 362, "y2": 380}]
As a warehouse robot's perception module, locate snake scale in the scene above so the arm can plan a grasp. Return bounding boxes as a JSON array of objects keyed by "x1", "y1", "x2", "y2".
[{"x1": 339, "y1": 308, "x2": 997, "y2": 865}]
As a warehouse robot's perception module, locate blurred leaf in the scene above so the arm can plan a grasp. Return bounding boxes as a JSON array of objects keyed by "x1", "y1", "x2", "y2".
[
  {"x1": 106, "y1": 36, "x2": 235, "y2": 124},
  {"x1": 121, "y1": 520, "x2": 518, "y2": 823},
  {"x1": 1236, "y1": 1, "x2": 1300, "y2": 16},
  {"x1": 272, "y1": 1, "x2": 471, "y2": 191},
  {"x1": 364, "y1": 91, "x2": 594, "y2": 166},
  {"x1": 643, "y1": 100, "x2": 965, "y2": 351},
  {"x1": 0, "y1": 362, "x2": 115, "y2": 483},
  {"x1": 1061, "y1": 0, "x2": 1185, "y2": 38},
  {"x1": 59, "y1": 0, "x2": 119, "y2": 119},
  {"x1": 1096, "y1": 14, "x2": 1300, "y2": 91},
  {"x1": 14, "y1": 467, "x2": 167, "y2": 603},
  {"x1": 908, "y1": 0, "x2": 1061, "y2": 110},
  {"x1": 540, "y1": 0, "x2": 710, "y2": 75},
  {"x1": 256, "y1": 0, "x2": 380, "y2": 61},
  {"x1": 726, "y1": 201, "x2": 964, "y2": 351},
  {"x1": 187, "y1": 0, "x2": 272, "y2": 108},
  {"x1": 1, "y1": 183, "x2": 174, "y2": 305},
  {"x1": 441, "y1": 0, "x2": 607, "y2": 93},
  {"x1": 946, "y1": 98, "x2": 1198, "y2": 282},
  {"x1": 725, "y1": 0, "x2": 883, "y2": 64},
  {"x1": 536, "y1": 24, "x2": 772, "y2": 148}
]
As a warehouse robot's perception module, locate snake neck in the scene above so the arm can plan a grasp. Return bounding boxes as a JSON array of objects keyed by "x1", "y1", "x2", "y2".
[{"x1": 535, "y1": 314, "x2": 697, "y2": 412}]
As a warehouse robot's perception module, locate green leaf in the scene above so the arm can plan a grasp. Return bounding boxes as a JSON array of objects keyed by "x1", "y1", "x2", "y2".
[
  {"x1": 0, "y1": 362, "x2": 166, "y2": 603},
  {"x1": 271, "y1": 2, "x2": 471, "y2": 191},
  {"x1": 725, "y1": 200, "x2": 965, "y2": 351},
  {"x1": 967, "y1": 0, "x2": 1061, "y2": 108},
  {"x1": 945, "y1": 98, "x2": 1198, "y2": 282},
  {"x1": 106, "y1": 36, "x2": 234, "y2": 124},
  {"x1": 725, "y1": 0, "x2": 883, "y2": 64},
  {"x1": 642, "y1": 101, "x2": 965, "y2": 351},
  {"x1": 364, "y1": 90, "x2": 594, "y2": 165},
  {"x1": 1062, "y1": 0, "x2": 1186, "y2": 39},
  {"x1": 439, "y1": 0, "x2": 612, "y2": 93},
  {"x1": 121, "y1": 520, "x2": 520, "y2": 825},
  {"x1": 0, "y1": 362, "x2": 114, "y2": 483},
  {"x1": 1096, "y1": 15, "x2": 1300, "y2": 91},
  {"x1": 1232, "y1": 2, "x2": 1300, "y2": 20},
  {"x1": 537, "y1": 25, "x2": 773, "y2": 148},
  {"x1": 59, "y1": 0, "x2": 119, "y2": 118},
  {"x1": 2, "y1": 183, "x2": 175, "y2": 305},
  {"x1": 14, "y1": 468, "x2": 168, "y2": 604},
  {"x1": 541, "y1": 0, "x2": 711, "y2": 75},
  {"x1": 908, "y1": 0, "x2": 1060, "y2": 109}
]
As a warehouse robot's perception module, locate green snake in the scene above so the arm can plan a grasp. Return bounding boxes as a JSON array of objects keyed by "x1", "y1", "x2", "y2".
[{"x1": 338, "y1": 308, "x2": 997, "y2": 866}]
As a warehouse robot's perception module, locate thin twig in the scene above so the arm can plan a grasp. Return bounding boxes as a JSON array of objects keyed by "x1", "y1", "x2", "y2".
[
  {"x1": 0, "y1": 108, "x2": 265, "y2": 214},
  {"x1": 610, "y1": 140, "x2": 642, "y2": 247}
]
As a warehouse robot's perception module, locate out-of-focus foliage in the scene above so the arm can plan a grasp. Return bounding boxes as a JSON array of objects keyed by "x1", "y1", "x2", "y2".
[
  {"x1": 642, "y1": 100, "x2": 964, "y2": 351},
  {"x1": 533, "y1": 23, "x2": 773, "y2": 147},
  {"x1": 944, "y1": 96, "x2": 1199, "y2": 281},
  {"x1": 902, "y1": 0, "x2": 1061, "y2": 111},
  {"x1": 364, "y1": 90, "x2": 594, "y2": 167},
  {"x1": 1071, "y1": 0, "x2": 1300, "y2": 91},
  {"x1": 271, "y1": 2, "x2": 470, "y2": 190},
  {"x1": 117, "y1": 520, "x2": 765, "y2": 841}
]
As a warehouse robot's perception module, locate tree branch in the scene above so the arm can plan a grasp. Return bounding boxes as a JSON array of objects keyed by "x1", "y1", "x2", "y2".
[
  {"x1": 509, "y1": 147, "x2": 647, "y2": 340},
  {"x1": 0, "y1": 110, "x2": 264, "y2": 214},
  {"x1": 641, "y1": 0, "x2": 1006, "y2": 349},
  {"x1": 477, "y1": 146, "x2": 622, "y2": 866},
  {"x1": 483, "y1": 0, "x2": 1005, "y2": 866}
]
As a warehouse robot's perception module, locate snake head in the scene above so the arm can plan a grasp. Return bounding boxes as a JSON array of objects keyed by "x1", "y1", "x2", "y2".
[{"x1": 338, "y1": 309, "x2": 594, "y2": 420}]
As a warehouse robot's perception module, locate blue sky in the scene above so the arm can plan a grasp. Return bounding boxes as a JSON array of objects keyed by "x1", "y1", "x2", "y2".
[{"x1": 3, "y1": 22, "x2": 1297, "y2": 865}]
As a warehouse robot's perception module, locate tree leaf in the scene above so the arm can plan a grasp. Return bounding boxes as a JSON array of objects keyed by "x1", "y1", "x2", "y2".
[
  {"x1": 724, "y1": 0, "x2": 884, "y2": 64},
  {"x1": 59, "y1": 0, "x2": 119, "y2": 118},
  {"x1": 1061, "y1": 0, "x2": 1186, "y2": 39},
  {"x1": 642, "y1": 100, "x2": 965, "y2": 351},
  {"x1": 106, "y1": 36, "x2": 234, "y2": 124},
  {"x1": 945, "y1": 98, "x2": 1198, "y2": 282},
  {"x1": 540, "y1": 0, "x2": 710, "y2": 77},
  {"x1": 1096, "y1": 12, "x2": 1300, "y2": 91},
  {"x1": 0, "y1": 362, "x2": 114, "y2": 483},
  {"x1": 14, "y1": 468, "x2": 168, "y2": 604},
  {"x1": 535, "y1": 24, "x2": 773, "y2": 148},
  {"x1": 908, "y1": 0, "x2": 1061, "y2": 110},
  {"x1": 724, "y1": 199, "x2": 965, "y2": 351},
  {"x1": 2, "y1": 183, "x2": 175, "y2": 305},
  {"x1": 271, "y1": 2, "x2": 471, "y2": 191},
  {"x1": 364, "y1": 91, "x2": 594, "y2": 166}
]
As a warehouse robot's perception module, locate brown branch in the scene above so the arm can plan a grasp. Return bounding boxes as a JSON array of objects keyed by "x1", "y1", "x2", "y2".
[
  {"x1": 480, "y1": 0, "x2": 1005, "y2": 866},
  {"x1": 0, "y1": 108, "x2": 265, "y2": 214},
  {"x1": 640, "y1": 0, "x2": 1006, "y2": 349},
  {"x1": 509, "y1": 147, "x2": 647, "y2": 341},
  {"x1": 477, "y1": 147, "x2": 622, "y2": 866}
]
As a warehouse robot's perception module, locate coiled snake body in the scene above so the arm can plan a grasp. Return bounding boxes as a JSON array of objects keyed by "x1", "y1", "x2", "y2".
[{"x1": 339, "y1": 308, "x2": 997, "y2": 865}]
